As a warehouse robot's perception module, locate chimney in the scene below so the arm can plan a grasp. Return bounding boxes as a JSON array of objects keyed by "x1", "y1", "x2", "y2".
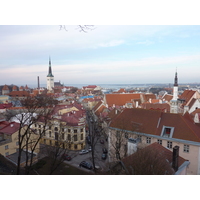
[
  {"x1": 172, "y1": 146, "x2": 179, "y2": 172},
  {"x1": 37, "y1": 76, "x2": 40, "y2": 89}
]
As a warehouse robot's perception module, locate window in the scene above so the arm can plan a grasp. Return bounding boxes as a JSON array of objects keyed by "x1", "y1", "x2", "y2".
[
  {"x1": 62, "y1": 134, "x2": 64, "y2": 140},
  {"x1": 5, "y1": 145, "x2": 9, "y2": 150},
  {"x1": 116, "y1": 131, "x2": 120, "y2": 138},
  {"x1": 157, "y1": 139, "x2": 162, "y2": 145},
  {"x1": 62, "y1": 128, "x2": 64, "y2": 132},
  {"x1": 39, "y1": 125, "x2": 41, "y2": 128},
  {"x1": 138, "y1": 135, "x2": 142, "y2": 141},
  {"x1": 161, "y1": 126, "x2": 174, "y2": 138},
  {"x1": 55, "y1": 132, "x2": 58, "y2": 140},
  {"x1": 68, "y1": 129, "x2": 71, "y2": 133},
  {"x1": 35, "y1": 124, "x2": 37, "y2": 127},
  {"x1": 68, "y1": 134, "x2": 71, "y2": 141},
  {"x1": 74, "y1": 135, "x2": 77, "y2": 141},
  {"x1": 49, "y1": 131, "x2": 51, "y2": 137},
  {"x1": 184, "y1": 144, "x2": 189, "y2": 153},
  {"x1": 80, "y1": 128, "x2": 83, "y2": 132},
  {"x1": 49, "y1": 140, "x2": 52, "y2": 145},
  {"x1": 167, "y1": 141, "x2": 172, "y2": 149},
  {"x1": 74, "y1": 144, "x2": 77, "y2": 149},
  {"x1": 5, "y1": 152, "x2": 9, "y2": 156},
  {"x1": 81, "y1": 134, "x2": 83, "y2": 140},
  {"x1": 54, "y1": 127, "x2": 58, "y2": 131},
  {"x1": 16, "y1": 141, "x2": 19, "y2": 146},
  {"x1": 146, "y1": 137, "x2": 151, "y2": 144},
  {"x1": 74, "y1": 129, "x2": 77, "y2": 133}
]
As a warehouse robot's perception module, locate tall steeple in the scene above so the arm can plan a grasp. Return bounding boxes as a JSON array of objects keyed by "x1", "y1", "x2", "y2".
[
  {"x1": 46, "y1": 57, "x2": 54, "y2": 91},
  {"x1": 174, "y1": 69, "x2": 178, "y2": 87},
  {"x1": 47, "y1": 56, "x2": 54, "y2": 77},
  {"x1": 170, "y1": 69, "x2": 179, "y2": 113}
]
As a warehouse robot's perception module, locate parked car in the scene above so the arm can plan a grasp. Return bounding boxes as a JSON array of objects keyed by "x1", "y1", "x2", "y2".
[
  {"x1": 88, "y1": 146, "x2": 92, "y2": 152},
  {"x1": 62, "y1": 154, "x2": 72, "y2": 161},
  {"x1": 79, "y1": 149, "x2": 89, "y2": 155},
  {"x1": 102, "y1": 148, "x2": 108, "y2": 154},
  {"x1": 100, "y1": 139, "x2": 104, "y2": 144},
  {"x1": 79, "y1": 161, "x2": 93, "y2": 170},
  {"x1": 102, "y1": 153, "x2": 107, "y2": 160}
]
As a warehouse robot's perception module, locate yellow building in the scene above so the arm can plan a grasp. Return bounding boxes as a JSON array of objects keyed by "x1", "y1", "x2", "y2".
[
  {"x1": 0, "y1": 121, "x2": 19, "y2": 157},
  {"x1": 0, "y1": 121, "x2": 40, "y2": 166}
]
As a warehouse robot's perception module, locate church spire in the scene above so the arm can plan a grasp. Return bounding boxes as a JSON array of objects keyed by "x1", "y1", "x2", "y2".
[
  {"x1": 174, "y1": 69, "x2": 178, "y2": 86},
  {"x1": 47, "y1": 56, "x2": 54, "y2": 77}
]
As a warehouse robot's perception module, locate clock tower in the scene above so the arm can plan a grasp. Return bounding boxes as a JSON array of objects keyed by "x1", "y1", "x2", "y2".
[{"x1": 47, "y1": 57, "x2": 54, "y2": 91}]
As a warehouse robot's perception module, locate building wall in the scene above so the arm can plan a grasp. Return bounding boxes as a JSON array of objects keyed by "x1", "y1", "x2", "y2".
[
  {"x1": 36, "y1": 122, "x2": 86, "y2": 151},
  {"x1": 47, "y1": 77, "x2": 54, "y2": 91},
  {"x1": 0, "y1": 131, "x2": 18, "y2": 156}
]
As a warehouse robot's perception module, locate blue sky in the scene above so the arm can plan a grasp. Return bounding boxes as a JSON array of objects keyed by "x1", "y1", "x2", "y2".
[{"x1": 1, "y1": 25, "x2": 200, "y2": 87}]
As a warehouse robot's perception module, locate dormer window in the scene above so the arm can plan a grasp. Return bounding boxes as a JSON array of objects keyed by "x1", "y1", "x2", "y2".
[{"x1": 161, "y1": 126, "x2": 174, "y2": 138}]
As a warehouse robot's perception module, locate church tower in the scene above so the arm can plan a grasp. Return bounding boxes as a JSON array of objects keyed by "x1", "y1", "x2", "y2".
[
  {"x1": 170, "y1": 70, "x2": 179, "y2": 113},
  {"x1": 47, "y1": 57, "x2": 54, "y2": 91}
]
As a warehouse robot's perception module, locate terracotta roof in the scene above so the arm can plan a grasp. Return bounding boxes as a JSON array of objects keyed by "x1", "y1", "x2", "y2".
[
  {"x1": 114, "y1": 88, "x2": 126, "y2": 93},
  {"x1": 110, "y1": 108, "x2": 200, "y2": 142},
  {"x1": 95, "y1": 104, "x2": 107, "y2": 117},
  {"x1": 141, "y1": 103, "x2": 170, "y2": 112},
  {"x1": 8, "y1": 91, "x2": 30, "y2": 97},
  {"x1": 151, "y1": 99, "x2": 160, "y2": 103},
  {"x1": 187, "y1": 98, "x2": 199, "y2": 109},
  {"x1": 105, "y1": 93, "x2": 141, "y2": 107},
  {"x1": 93, "y1": 101, "x2": 103, "y2": 112},
  {"x1": 142, "y1": 94, "x2": 156, "y2": 102},
  {"x1": 2, "y1": 85, "x2": 9, "y2": 91},
  {"x1": 162, "y1": 94, "x2": 173, "y2": 102},
  {"x1": 122, "y1": 142, "x2": 187, "y2": 175},
  {"x1": 179, "y1": 90, "x2": 196, "y2": 103},
  {"x1": 12, "y1": 85, "x2": 17, "y2": 90}
]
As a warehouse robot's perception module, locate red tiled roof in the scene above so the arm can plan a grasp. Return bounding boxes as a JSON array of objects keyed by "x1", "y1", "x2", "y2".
[
  {"x1": 179, "y1": 90, "x2": 196, "y2": 103},
  {"x1": 122, "y1": 142, "x2": 187, "y2": 175},
  {"x1": 162, "y1": 94, "x2": 173, "y2": 102},
  {"x1": 105, "y1": 93, "x2": 141, "y2": 107},
  {"x1": 142, "y1": 94, "x2": 156, "y2": 102},
  {"x1": 110, "y1": 108, "x2": 200, "y2": 142},
  {"x1": 8, "y1": 91, "x2": 30, "y2": 97},
  {"x1": 187, "y1": 98, "x2": 197, "y2": 109},
  {"x1": 2, "y1": 85, "x2": 9, "y2": 91},
  {"x1": 0, "y1": 122, "x2": 20, "y2": 135},
  {"x1": 0, "y1": 103, "x2": 12, "y2": 109},
  {"x1": 141, "y1": 103, "x2": 170, "y2": 112},
  {"x1": 114, "y1": 88, "x2": 126, "y2": 93},
  {"x1": 12, "y1": 85, "x2": 17, "y2": 90}
]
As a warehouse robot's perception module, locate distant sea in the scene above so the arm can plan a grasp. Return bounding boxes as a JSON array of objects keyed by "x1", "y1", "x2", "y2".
[{"x1": 30, "y1": 83, "x2": 170, "y2": 90}]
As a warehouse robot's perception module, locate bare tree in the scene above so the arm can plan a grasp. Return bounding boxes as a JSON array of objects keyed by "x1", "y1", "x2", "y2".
[
  {"x1": 86, "y1": 109, "x2": 101, "y2": 173},
  {"x1": 59, "y1": 25, "x2": 95, "y2": 33},
  {"x1": 122, "y1": 146, "x2": 174, "y2": 175},
  {"x1": 109, "y1": 120, "x2": 143, "y2": 162},
  {"x1": 6, "y1": 94, "x2": 58, "y2": 175}
]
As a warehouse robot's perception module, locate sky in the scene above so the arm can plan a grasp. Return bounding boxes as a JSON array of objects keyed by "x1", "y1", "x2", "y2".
[{"x1": 1, "y1": 25, "x2": 200, "y2": 87}]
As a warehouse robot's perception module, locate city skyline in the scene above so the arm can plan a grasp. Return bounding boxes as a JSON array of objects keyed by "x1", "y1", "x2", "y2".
[{"x1": 1, "y1": 25, "x2": 200, "y2": 87}]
